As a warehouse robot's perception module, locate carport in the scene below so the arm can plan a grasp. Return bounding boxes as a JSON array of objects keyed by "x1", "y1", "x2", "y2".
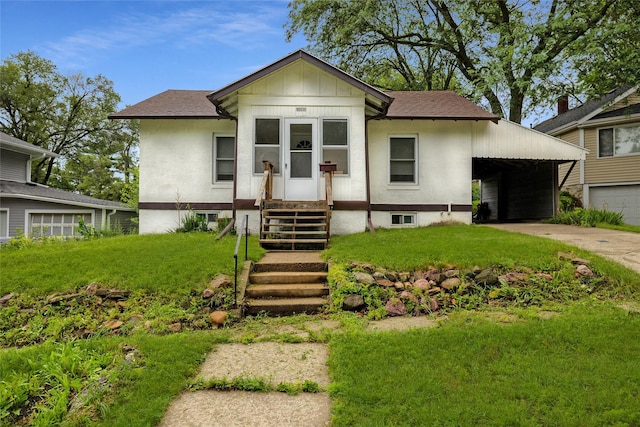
[{"x1": 471, "y1": 120, "x2": 587, "y2": 221}]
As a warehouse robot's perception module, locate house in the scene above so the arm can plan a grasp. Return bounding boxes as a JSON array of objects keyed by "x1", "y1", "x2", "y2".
[
  {"x1": 0, "y1": 131, "x2": 136, "y2": 241},
  {"x1": 110, "y1": 50, "x2": 586, "y2": 247},
  {"x1": 535, "y1": 86, "x2": 640, "y2": 225}
]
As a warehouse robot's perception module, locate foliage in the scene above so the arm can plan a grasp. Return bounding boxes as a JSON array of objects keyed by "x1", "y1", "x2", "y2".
[
  {"x1": 559, "y1": 190, "x2": 582, "y2": 212},
  {"x1": 328, "y1": 303, "x2": 640, "y2": 426},
  {"x1": 176, "y1": 208, "x2": 210, "y2": 233},
  {"x1": 286, "y1": 0, "x2": 640, "y2": 123},
  {"x1": 189, "y1": 376, "x2": 321, "y2": 395},
  {"x1": 546, "y1": 207, "x2": 625, "y2": 227},
  {"x1": 0, "y1": 51, "x2": 137, "y2": 201}
]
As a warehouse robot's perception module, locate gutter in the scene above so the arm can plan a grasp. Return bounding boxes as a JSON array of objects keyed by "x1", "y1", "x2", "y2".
[{"x1": 209, "y1": 100, "x2": 239, "y2": 222}]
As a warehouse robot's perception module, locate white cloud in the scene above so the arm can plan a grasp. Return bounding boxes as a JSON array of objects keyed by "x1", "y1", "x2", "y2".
[{"x1": 41, "y1": 1, "x2": 289, "y2": 69}]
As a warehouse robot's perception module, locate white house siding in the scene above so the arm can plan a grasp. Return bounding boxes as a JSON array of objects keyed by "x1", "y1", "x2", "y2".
[{"x1": 368, "y1": 120, "x2": 473, "y2": 227}]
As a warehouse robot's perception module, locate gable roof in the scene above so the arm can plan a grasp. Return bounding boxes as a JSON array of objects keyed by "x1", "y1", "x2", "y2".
[
  {"x1": 0, "y1": 131, "x2": 59, "y2": 158},
  {"x1": 0, "y1": 180, "x2": 134, "y2": 210},
  {"x1": 534, "y1": 86, "x2": 637, "y2": 134},
  {"x1": 384, "y1": 91, "x2": 499, "y2": 122}
]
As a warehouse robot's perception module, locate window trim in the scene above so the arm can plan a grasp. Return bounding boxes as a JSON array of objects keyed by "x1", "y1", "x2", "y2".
[
  {"x1": 212, "y1": 133, "x2": 235, "y2": 184},
  {"x1": 388, "y1": 134, "x2": 418, "y2": 185},
  {"x1": 0, "y1": 208, "x2": 8, "y2": 238},
  {"x1": 390, "y1": 212, "x2": 417, "y2": 228},
  {"x1": 320, "y1": 117, "x2": 350, "y2": 176},
  {"x1": 253, "y1": 117, "x2": 282, "y2": 176},
  {"x1": 25, "y1": 209, "x2": 94, "y2": 238},
  {"x1": 597, "y1": 124, "x2": 640, "y2": 159}
]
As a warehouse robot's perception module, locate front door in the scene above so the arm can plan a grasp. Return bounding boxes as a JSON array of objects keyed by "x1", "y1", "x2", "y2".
[{"x1": 284, "y1": 118, "x2": 318, "y2": 200}]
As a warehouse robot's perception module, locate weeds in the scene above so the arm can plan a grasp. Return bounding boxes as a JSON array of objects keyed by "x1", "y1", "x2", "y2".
[
  {"x1": 547, "y1": 207, "x2": 625, "y2": 227},
  {"x1": 189, "y1": 376, "x2": 321, "y2": 395}
]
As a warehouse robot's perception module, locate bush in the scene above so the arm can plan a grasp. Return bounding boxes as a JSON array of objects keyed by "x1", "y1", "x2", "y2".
[
  {"x1": 547, "y1": 207, "x2": 625, "y2": 227},
  {"x1": 177, "y1": 208, "x2": 210, "y2": 233},
  {"x1": 559, "y1": 190, "x2": 582, "y2": 212}
]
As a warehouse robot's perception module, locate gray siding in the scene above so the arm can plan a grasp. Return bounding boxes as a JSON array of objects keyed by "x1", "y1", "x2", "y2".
[{"x1": 1, "y1": 149, "x2": 29, "y2": 182}]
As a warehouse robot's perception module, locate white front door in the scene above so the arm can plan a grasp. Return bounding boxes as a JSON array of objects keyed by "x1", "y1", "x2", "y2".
[{"x1": 284, "y1": 118, "x2": 318, "y2": 200}]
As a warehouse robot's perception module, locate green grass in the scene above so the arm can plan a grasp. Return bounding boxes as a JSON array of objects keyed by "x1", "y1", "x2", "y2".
[
  {"x1": 328, "y1": 303, "x2": 640, "y2": 426},
  {"x1": 0, "y1": 233, "x2": 265, "y2": 294},
  {"x1": 596, "y1": 222, "x2": 640, "y2": 233},
  {"x1": 325, "y1": 224, "x2": 640, "y2": 287}
]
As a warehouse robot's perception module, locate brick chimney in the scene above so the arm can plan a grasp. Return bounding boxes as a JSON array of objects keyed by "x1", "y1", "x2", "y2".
[{"x1": 557, "y1": 94, "x2": 569, "y2": 115}]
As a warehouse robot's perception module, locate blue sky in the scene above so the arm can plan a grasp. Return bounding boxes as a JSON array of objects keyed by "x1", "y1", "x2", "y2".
[{"x1": 1, "y1": 0, "x2": 308, "y2": 110}]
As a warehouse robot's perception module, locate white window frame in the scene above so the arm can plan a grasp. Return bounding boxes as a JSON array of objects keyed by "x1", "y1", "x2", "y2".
[
  {"x1": 195, "y1": 211, "x2": 219, "y2": 229},
  {"x1": 253, "y1": 117, "x2": 282, "y2": 175},
  {"x1": 25, "y1": 209, "x2": 94, "y2": 238},
  {"x1": 597, "y1": 124, "x2": 640, "y2": 158},
  {"x1": 388, "y1": 134, "x2": 418, "y2": 184},
  {"x1": 212, "y1": 134, "x2": 235, "y2": 184},
  {"x1": 390, "y1": 213, "x2": 416, "y2": 228},
  {"x1": 320, "y1": 117, "x2": 350, "y2": 176},
  {"x1": 0, "y1": 209, "x2": 9, "y2": 238}
]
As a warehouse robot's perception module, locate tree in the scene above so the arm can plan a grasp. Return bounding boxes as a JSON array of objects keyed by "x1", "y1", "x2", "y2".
[
  {"x1": 286, "y1": 0, "x2": 640, "y2": 123},
  {"x1": 0, "y1": 51, "x2": 134, "y2": 201}
]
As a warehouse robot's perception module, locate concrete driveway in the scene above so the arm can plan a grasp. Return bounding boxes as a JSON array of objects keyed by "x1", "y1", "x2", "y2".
[{"x1": 485, "y1": 223, "x2": 640, "y2": 274}]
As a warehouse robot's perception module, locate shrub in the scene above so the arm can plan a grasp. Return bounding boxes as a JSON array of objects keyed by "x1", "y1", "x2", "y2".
[
  {"x1": 176, "y1": 208, "x2": 209, "y2": 233},
  {"x1": 547, "y1": 207, "x2": 625, "y2": 227}
]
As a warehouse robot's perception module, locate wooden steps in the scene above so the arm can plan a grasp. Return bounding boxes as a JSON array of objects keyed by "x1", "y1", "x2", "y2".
[
  {"x1": 245, "y1": 251, "x2": 329, "y2": 316},
  {"x1": 259, "y1": 200, "x2": 329, "y2": 250}
]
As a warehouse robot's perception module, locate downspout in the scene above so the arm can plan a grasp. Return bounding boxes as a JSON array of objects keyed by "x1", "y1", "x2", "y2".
[
  {"x1": 106, "y1": 209, "x2": 117, "y2": 231},
  {"x1": 212, "y1": 102, "x2": 239, "y2": 222},
  {"x1": 365, "y1": 105, "x2": 391, "y2": 233}
]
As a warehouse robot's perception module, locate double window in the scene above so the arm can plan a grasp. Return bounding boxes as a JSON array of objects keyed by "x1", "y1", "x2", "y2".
[
  {"x1": 389, "y1": 136, "x2": 417, "y2": 183},
  {"x1": 213, "y1": 135, "x2": 235, "y2": 183},
  {"x1": 598, "y1": 125, "x2": 640, "y2": 158},
  {"x1": 391, "y1": 213, "x2": 416, "y2": 227}
]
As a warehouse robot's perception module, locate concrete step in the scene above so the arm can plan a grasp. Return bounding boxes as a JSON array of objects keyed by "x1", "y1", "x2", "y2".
[
  {"x1": 245, "y1": 297, "x2": 327, "y2": 315},
  {"x1": 250, "y1": 271, "x2": 328, "y2": 285},
  {"x1": 246, "y1": 283, "x2": 329, "y2": 298}
]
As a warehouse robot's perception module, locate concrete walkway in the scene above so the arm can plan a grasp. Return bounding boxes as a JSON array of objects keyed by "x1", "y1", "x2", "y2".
[{"x1": 485, "y1": 223, "x2": 640, "y2": 274}]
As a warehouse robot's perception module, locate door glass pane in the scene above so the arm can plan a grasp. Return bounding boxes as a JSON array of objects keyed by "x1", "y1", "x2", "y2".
[{"x1": 291, "y1": 152, "x2": 312, "y2": 178}]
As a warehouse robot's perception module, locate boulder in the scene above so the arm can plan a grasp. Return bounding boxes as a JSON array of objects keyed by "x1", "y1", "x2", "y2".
[
  {"x1": 354, "y1": 271, "x2": 376, "y2": 285},
  {"x1": 210, "y1": 310, "x2": 227, "y2": 327},
  {"x1": 429, "y1": 297, "x2": 440, "y2": 312},
  {"x1": 440, "y1": 278, "x2": 461, "y2": 291},
  {"x1": 399, "y1": 290, "x2": 418, "y2": 304},
  {"x1": 444, "y1": 269, "x2": 460, "y2": 278},
  {"x1": 424, "y1": 269, "x2": 443, "y2": 283},
  {"x1": 385, "y1": 298, "x2": 408, "y2": 316},
  {"x1": 412, "y1": 279, "x2": 431, "y2": 290},
  {"x1": 202, "y1": 288, "x2": 216, "y2": 299},
  {"x1": 376, "y1": 278, "x2": 394, "y2": 288},
  {"x1": 475, "y1": 268, "x2": 499, "y2": 286},
  {"x1": 575, "y1": 265, "x2": 594, "y2": 278},
  {"x1": 209, "y1": 274, "x2": 232, "y2": 289},
  {"x1": 342, "y1": 294, "x2": 365, "y2": 311}
]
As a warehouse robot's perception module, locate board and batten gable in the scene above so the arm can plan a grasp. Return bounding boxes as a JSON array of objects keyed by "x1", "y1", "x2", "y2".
[
  {"x1": 138, "y1": 118, "x2": 235, "y2": 233},
  {"x1": 233, "y1": 59, "x2": 369, "y2": 210}
]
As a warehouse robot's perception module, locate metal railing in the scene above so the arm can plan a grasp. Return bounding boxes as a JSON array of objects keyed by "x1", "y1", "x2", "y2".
[{"x1": 233, "y1": 214, "x2": 249, "y2": 308}]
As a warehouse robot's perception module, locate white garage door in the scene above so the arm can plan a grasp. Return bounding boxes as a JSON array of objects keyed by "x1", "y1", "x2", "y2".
[{"x1": 590, "y1": 185, "x2": 640, "y2": 226}]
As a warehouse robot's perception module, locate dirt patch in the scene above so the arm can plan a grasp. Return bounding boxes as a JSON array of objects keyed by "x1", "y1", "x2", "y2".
[{"x1": 366, "y1": 316, "x2": 439, "y2": 332}]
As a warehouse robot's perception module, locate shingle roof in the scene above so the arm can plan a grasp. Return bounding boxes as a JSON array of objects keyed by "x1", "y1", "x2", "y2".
[
  {"x1": 0, "y1": 180, "x2": 134, "y2": 210},
  {"x1": 384, "y1": 91, "x2": 499, "y2": 121},
  {"x1": 110, "y1": 89, "x2": 498, "y2": 122},
  {"x1": 0, "y1": 131, "x2": 58, "y2": 157},
  {"x1": 534, "y1": 86, "x2": 634, "y2": 134},
  {"x1": 109, "y1": 90, "x2": 219, "y2": 119}
]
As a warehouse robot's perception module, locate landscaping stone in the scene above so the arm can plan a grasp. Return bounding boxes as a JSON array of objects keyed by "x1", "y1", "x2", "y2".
[
  {"x1": 202, "y1": 288, "x2": 216, "y2": 299},
  {"x1": 413, "y1": 279, "x2": 431, "y2": 290},
  {"x1": 424, "y1": 269, "x2": 442, "y2": 283},
  {"x1": 429, "y1": 297, "x2": 440, "y2": 312},
  {"x1": 86, "y1": 282, "x2": 100, "y2": 296},
  {"x1": 0, "y1": 293, "x2": 14, "y2": 304},
  {"x1": 444, "y1": 269, "x2": 460, "y2": 278},
  {"x1": 342, "y1": 294, "x2": 365, "y2": 311},
  {"x1": 210, "y1": 310, "x2": 227, "y2": 327},
  {"x1": 103, "y1": 320, "x2": 123, "y2": 330},
  {"x1": 475, "y1": 268, "x2": 499, "y2": 286},
  {"x1": 499, "y1": 272, "x2": 529, "y2": 283},
  {"x1": 440, "y1": 278, "x2": 461, "y2": 291},
  {"x1": 350, "y1": 261, "x2": 376, "y2": 273},
  {"x1": 575, "y1": 265, "x2": 594, "y2": 278},
  {"x1": 376, "y1": 278, "x2": 394, "y2": 287},
  {"x1": 355, "y1": 271, "x2": 376, "y2": 285},
  {"x1": 385, "y1": 297, "x2": 408, "y2": 316},
  {"x1": 169, "y1": 322, "x2": 182, "y2": 332},
  {"x1": 399, "y1": 290, "x2": 418, "y2": 304},
  {"x1": 209, "y1": 274, "x2": 231, "y2": 289},
  {"x1": 535, "y1": 273, "x2": 554, "y2": 281}
]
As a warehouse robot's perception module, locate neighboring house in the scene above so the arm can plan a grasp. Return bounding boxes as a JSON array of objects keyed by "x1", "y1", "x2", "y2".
[
  {"x1": 535, "y1": 86, "x2": 640, "y2": 225},
  {"x1": 111, "y1": 50, "x2": 586, "y2": 243},
  {"x1": 0, "y1": 131, "x2": 136, "y2": 241}
]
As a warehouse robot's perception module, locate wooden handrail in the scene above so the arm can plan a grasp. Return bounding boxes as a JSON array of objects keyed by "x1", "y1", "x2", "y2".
[
  {"x1": 255, "y1": 161, "x2": 274, "y2": 207},
  {"x1": 325, "y1": 169, "x2": 334, "y2": 208}
]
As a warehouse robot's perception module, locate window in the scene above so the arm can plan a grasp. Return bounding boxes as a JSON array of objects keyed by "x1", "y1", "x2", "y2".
[
  {"x1": 389, "y1": 136, "x2": 417, "y2": 183},
  {"x1": 391, "y1": 213, "x2": 416, "y2": 227},
  {"x1": 29, "y1": 212, "x2": 92, "y2": 237},
  {"x1": 254, "y1": 118, "x2": 281, "y2": 174},
  {"x1": 0, "y1": 210, "x2": 8, "y2": 238},
  {"x1": 598, "y1": 125, "x2": 640, "y2": 158},
  {"x1": 322, "y1": 119, "x2": 349, "y2": 174},
  {"x1": 213, "y1": 135, "x2": 234, "y2": 182}
]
